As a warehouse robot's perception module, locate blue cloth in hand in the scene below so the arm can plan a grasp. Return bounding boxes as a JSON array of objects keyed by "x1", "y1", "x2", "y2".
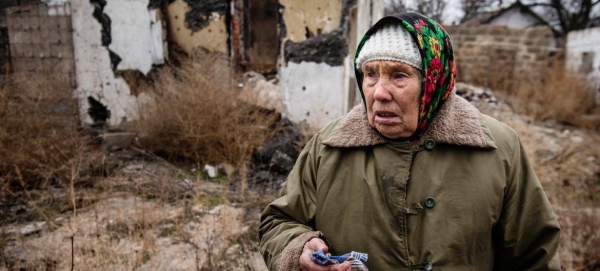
[{"x1": 311, "y1": 250, "x2": 369, "y2": 270}]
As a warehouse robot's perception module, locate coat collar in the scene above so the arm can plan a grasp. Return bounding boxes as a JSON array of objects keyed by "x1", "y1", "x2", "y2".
[{"x1": 322, "y1": 94, "x2": 497, "y2": 148}]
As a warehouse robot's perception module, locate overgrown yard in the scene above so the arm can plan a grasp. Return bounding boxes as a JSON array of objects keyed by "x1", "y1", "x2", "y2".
[{"x1": 1, "y1": 54, "x2": 599, "y2": 270}]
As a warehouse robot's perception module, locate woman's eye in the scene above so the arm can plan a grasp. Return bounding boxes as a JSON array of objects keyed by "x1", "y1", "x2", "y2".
[{"x1": 394, "y1": 73, "x2": 407, "y2": 79}]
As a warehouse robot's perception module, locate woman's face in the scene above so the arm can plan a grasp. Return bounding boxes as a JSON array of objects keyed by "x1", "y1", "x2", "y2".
[{"x1": 362, "y1": 60, "x2": 421, "y2": 139}]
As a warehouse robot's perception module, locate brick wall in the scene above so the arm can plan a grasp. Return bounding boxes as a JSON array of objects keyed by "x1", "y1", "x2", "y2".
[
  {"x1": 5, "y1": 3, "x2": 75, "y2": 87},
  {"x1": 445, "y1": 24, "x2": 559, "y2": 87}
]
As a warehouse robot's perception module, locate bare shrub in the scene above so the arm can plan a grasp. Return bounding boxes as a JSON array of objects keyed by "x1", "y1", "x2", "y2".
[
  {"x1": 473, "y1": 58, "x2": 597, "y2": 128},
  {"x1": 557, "y1": 207, "x2": 600, "y2": 271},
  {"x1": 0, "y1": 74, "x2": 85, "y2": 191},
  {"x1": 511, "y1": 64, "x2": 596, "y2": 126},
  {"x1": 137, "y1": 52, "x2": 278, "y2": 166}
]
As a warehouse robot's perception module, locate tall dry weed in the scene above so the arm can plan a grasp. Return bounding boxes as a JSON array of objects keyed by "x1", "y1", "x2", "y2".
[
  {"x1": 0, "y1": 74, "x2": 85, "y2": 190},
  {"x1": 512, "y1": 65, "x2": 596, "y2": 126},
  {"x1": 137, "y1": 52, "x2": 278, "y2": 166},
  {"x1": 470, "y1": 59, "x2": 597, "y2": 128}
]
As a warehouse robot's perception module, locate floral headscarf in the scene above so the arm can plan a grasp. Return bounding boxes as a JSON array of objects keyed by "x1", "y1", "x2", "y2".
[{"x1": 354, "y1": 12, "x2": 457, "y2": 138}]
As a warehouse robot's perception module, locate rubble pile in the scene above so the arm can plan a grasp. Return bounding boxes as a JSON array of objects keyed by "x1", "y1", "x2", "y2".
[
  {"x1": 250, "y1": 117, "x2": 304, "y2": 186},
  {"x1": 455, "y1": 82, "x2": 498, "y2": 104}
]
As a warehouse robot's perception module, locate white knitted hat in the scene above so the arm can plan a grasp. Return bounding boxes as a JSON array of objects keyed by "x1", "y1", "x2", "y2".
[{"x1": 355, "y1": 23, "x2": 422, "y2": 70}]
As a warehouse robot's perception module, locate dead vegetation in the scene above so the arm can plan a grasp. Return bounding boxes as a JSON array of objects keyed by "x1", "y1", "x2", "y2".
[
  {"x1": 0, "y1": 74, "x2": 84, "y2": 187},
  {"x1": 136, "y1": 51, "x2": 279, "y2": 167},
  {"x1": 0, "y1": 74, "x2": 86, "y2": 226},
  {"x1": 0, "y1": 49, "x2": 599, "y2": 270},
  {"x1": 470, "y1": 58, "x2": 599, "y2": 129},
  {"x1": 0, "y1": 52, "x2": 281, "y2": 270}
]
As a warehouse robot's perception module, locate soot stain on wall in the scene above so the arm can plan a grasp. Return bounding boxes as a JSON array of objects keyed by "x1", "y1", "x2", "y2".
[
  {"x1": 147, "y1": 0, "x2": 164, "y2": 9},
  {"x1": 90, "y1": 0, "x2": 111, "y2": 46},
  {"x1": 340, "y1": 0, "x2": 356, "y2": 26},
  {"x1": 90, "y1": 0, "x2": 121, "y2": 71},
  {"x1": 278, "y1": 3, "x2": 286, "y2": 43},
  {"x1": 182, "y1": 0, "x2": 228, "y2": 32},
  {"x1": 284, "y1": 28, "x2": 347, "y2": 66}
]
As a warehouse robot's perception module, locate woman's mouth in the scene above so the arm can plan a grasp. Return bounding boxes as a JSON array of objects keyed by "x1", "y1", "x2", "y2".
[{"x1": 374, "y1": 111, "x2": 399, "y2": 124}]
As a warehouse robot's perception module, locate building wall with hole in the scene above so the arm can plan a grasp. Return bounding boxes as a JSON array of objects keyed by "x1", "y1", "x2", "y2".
[
  {"x1": 567, "y1": 27, "x2": 600, "y2": 105},
  {"x1": 166, "y1": 0, "x2": 228, "y2": 55},
  {"x1": 279, "y1": 0, "x2": 383, "y2": 130},
  {"x1": 71, "y1": 0, "x2": 165, "y2": 126},
  {"x1": 159, "y1": 0, "x2": 385, "y2": 130},
  {"x1": 279, "y1": 0, "x2": 342, "y2": 43},
  {"x1": 3, "y1": 0, "x2": 166, "y2": 126}
]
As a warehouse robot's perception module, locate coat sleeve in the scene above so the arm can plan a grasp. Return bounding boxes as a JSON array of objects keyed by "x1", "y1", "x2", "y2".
[
  {"x1": 259, "y1": 134, "x2": 325, "y2": 271},
  {"x1": 493, "y1": 137, "x2": 561, "y2": 271}
]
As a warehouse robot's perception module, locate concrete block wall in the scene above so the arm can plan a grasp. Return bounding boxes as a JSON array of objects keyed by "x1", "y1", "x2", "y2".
[
  {"x1": 5, "y1": 2, "x2": 75, "y2": 86},
  {"x1": 445, "y1": 24, "x2": 558, "y2": 87}
]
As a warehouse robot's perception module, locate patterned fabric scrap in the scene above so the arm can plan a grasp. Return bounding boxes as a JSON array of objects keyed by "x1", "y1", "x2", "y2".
[{"x1": 311, "y1": 250, "x2": 369, "y2": 271}]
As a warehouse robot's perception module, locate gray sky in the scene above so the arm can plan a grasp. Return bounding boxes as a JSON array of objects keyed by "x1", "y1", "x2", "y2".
[
  {"x1": 399, "y1": 0, "x2": 463, "y2": 24},
  {"x1": 398, "y1": 0, "x2": 509, "y2": 24}
]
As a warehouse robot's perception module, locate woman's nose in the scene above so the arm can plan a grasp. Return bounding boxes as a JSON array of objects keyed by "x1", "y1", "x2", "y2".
[{"x1": 373, "y1": 78, "x2": 393, "y2": 101}]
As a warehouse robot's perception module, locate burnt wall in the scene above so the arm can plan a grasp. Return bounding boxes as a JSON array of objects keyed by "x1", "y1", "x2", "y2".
[
  {"x1": 89, "y1": 0, "x2": 121, "y2": 70},
  {"x1": 0, "y1": 27, "x2": 9, "y2": 75},
  {"x1": 340, "y1": 0, "x2": 356, "y2": 27},
  {"x1": 284, "y1": 28, "x2": 347, "y2": 66},
  {"x1": 182, "y1": 0, "x2": 228, "y2": 32},
  {"x1": 243, "y1": 0, "x2": 279, "y2": 71}
]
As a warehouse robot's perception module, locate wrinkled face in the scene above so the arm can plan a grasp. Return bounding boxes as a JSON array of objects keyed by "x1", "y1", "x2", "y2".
[{"x1": 362, "y1": 60, "x2": 421, "y2": 139}]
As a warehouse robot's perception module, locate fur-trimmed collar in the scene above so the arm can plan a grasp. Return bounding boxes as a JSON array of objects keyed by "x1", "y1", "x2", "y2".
[{"x1": 323, "y1": 94, "x2": 496, "y2": 148}]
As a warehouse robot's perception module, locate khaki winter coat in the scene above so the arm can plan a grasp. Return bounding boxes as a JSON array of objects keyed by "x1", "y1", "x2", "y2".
[{"x1": 259, "y1": 94, "x2": 561, "y2": 271}]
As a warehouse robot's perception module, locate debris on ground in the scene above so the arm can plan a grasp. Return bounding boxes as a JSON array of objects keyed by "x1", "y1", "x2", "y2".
[
  {"x1": 455, "y1": 82, "x2": 498, "y2": 104},
  {"x1": 238, "y1": 71, "x2": 283, "y2": 113},
  {"x1": 1, "y1": 81, "x2": 598, "y2": 271}
]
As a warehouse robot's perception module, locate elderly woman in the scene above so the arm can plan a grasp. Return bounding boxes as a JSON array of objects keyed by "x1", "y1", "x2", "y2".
[{"x1": 259, "y1": 12, "x2": 560, "y2": 271}]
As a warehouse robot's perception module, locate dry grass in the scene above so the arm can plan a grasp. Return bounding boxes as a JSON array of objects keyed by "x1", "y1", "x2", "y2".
[
  {"x1": 0, "y1": 74, "x2": 87, "y2": 226},
  {"x1": 136, "y1": 51, "x2": 278, "y2": 167},
  {"x1": 470, "y1": 58, "x2": 598, "y2": 128},
  {"x1": 0, "y1": 167, "x2": 271, "y2": 271},
  {"x1": 0, "y1": 51, "x2": 279, "y2": 270},
  {"x1": 557, "y1": 207, "x2": 600, "y2": 271},
  {"x1": 2, "y1": 49, "x2": 598, "y2": 270}
]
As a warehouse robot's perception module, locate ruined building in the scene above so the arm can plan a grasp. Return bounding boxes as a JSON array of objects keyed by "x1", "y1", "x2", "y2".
[{"x1": 1, "y1": 0, "x2": 384, "y2": 130}]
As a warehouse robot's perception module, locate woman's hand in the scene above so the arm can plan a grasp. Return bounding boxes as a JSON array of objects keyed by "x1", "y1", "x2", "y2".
[{"x1": 299, "y1": 238, "x2": 352, "y2": 271}]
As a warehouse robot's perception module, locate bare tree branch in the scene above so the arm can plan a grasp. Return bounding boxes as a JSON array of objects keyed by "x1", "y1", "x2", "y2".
[
  {"x1": 385, "y1": 0, "x2": 446, "y2": 23},
  {"x1": 524, "y1": 0, "x2": 599, "y2": 34},
  {"x1": 460, "y1": 0, "x2": 502, "y2": 23},
  {"x1": 384, "y1": 0, "x2": 407, "y2": 15},
  {"x1": 416, "y1": 0, "x2": 447, "y2": 22}
]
